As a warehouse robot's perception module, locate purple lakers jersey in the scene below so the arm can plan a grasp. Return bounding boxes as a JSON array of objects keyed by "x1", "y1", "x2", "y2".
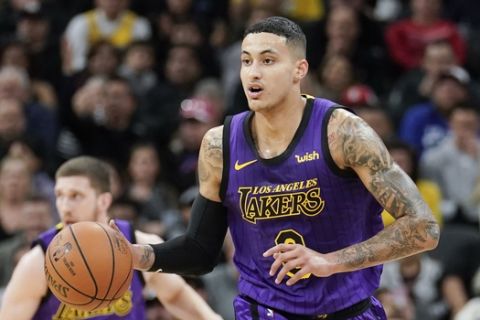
[
  {"x1": 32, "y1": 220, "x2": 146, "y2": 320},
  {"x1": 221, "y1": 97, "x2": 384, "y2": 315}
]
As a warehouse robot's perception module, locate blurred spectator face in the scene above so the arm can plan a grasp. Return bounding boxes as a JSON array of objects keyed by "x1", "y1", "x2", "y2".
[
  {"x1": 0, "y1": 98, "x2": 25, "y2": 142},
  {"x1": 7, "y1": 140, "x2": 41, "y2": 173},
  {"x1": 109, "y1": 202, "x2": 138, "y2": 222},
  {"x1": 125, "y1": 44, "x2": 154, "y2": 72},
  {"x1": 95, "y1": 0, "x2": 127, "y2": 19},
  {"x1": 356, "y1": 108, "x2": 393, "y2": 141},
  {"x1": 166, "y1": 0, "x2": 192, "y2": 15},
  {"x1": 170, "y1": 21, "x2": 204, "y2": 46},
  {"x1": 165, "y1": 46, "x2": 201, "y2": 87},
  {"x1": 10, "y1": 0, "x2": 40, "y2": 11},
  {"x1": 389, "y1": 148, "x2": 414, "y2": 177},
  {"x1": 1, "y1": 43, "x2": 29, "y2": 70},
  {"x1": 21, "y1": 198, "x2": 53, "y2": 241},
  {"x1": 128, "y1": 145, "x2": 160, "y2": 185},
  {"x1": 320, "y1": 55, "x2": 353, "y2": 92},
  {"x1": 17, "y1": 15, "x2": 49, "y2": 44},
  {"x1": 88, "y1": 42, "x2": 119, "y2": 76},
  {"x1": 179, "y1": 98, "x2": 218, "y2": 151},
  {"x1": 0, "y1": 67, "x2": 30, "y2": 102},
  {"x1": 449, "y1": 108, "x2": 479, "y2": 143},
  {"x1": 104, "y1": 79, "x2": 136, "y2": 129},
  {"x1": 431, "y1": 79, "x2": 468, "y2": 112},
  {"x1": 0, "y1": 158, "x2": 31, "y2": 202},
  {"x1": 326, "y1": 6, "x2": 359, "y2": 44},
  {"x1": 422, "y1": 42, "x2": 456, "y2": 76},
  {"x1": 411, "y1": 0, "x2": 441, "y2": 20}
]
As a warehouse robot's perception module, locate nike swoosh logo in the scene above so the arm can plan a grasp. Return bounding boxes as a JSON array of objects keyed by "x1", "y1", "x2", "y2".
[{"x1": 234, "y1": 159, "x2": 258, "y2": 171}]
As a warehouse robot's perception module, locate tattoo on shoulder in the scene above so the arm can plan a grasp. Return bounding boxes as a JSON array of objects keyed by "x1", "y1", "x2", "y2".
[
  {"x1": 198, "y1": 127, "x2": 223, "y2": 183},
  {"x1": 330, "y1": 109, "x2": 392, "y2": 172}
]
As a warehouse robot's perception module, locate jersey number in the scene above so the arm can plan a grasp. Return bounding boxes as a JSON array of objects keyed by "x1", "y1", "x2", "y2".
[{"x1": 274, "y1": 229, "x2": 311, "y2": 279}]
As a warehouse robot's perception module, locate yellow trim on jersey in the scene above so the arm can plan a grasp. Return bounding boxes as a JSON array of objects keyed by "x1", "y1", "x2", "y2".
[{"x1": 86, "y1": 10, "x2": 136, "y2": 47}]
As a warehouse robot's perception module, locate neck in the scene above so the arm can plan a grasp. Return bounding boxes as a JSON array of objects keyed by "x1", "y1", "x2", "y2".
[
  {"x1": 251, "y1": 95, "x2": 306, "y2": 158},
  {"x1": 101, "y1": 9, "x2": 122, "y2": 21}
]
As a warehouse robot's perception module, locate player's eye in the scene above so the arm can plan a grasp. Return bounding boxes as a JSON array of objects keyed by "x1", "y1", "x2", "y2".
[
  {"x1": 241, "y1": 58, "x2": 251, "y2": 65},
  {"x1": 264, "y1": 58, "x2": 274, "y2": 64}
]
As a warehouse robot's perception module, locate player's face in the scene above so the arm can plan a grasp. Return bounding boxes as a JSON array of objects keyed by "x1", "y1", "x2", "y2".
[
  {"x1": 55, "y1": 176, "x2": 105, "y2": 225},
  {"x1": 240, "y1": 32, "x2": 304, "y2": 111}
]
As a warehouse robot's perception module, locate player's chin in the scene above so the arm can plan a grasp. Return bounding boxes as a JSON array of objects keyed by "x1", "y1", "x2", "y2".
[{"x1": 248, "y1": 100, "x2": 268, "y2": 111}]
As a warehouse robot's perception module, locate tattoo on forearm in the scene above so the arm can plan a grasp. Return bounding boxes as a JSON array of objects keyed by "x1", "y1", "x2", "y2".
[
  {"x1": 329, "y1": 109, "x2": 440, "y2": 269},
  {"x1": 139, "y1": 245, "x2": 154, "y2": 270}
]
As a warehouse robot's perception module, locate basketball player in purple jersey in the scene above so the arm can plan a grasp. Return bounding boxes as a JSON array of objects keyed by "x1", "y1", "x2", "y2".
[
  {"x1": 123, "y1": 17, "x2": 440, "y2": 319},
  {"x1": 0, "y1": 156, "x2": 221, "y2": 320}
]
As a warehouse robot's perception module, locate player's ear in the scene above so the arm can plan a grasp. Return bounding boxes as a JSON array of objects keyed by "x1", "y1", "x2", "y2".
[
  {"x1": 98, "y1": 192, "x2": 113, "y2": 211},
  {"x1": 294, "y1": 59, "x2": 309, "y2": 83}
]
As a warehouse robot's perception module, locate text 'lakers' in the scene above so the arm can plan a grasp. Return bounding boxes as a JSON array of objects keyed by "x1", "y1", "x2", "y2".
[{"x1": 238, "y1": 178, "x2": 325, "y2": 223}]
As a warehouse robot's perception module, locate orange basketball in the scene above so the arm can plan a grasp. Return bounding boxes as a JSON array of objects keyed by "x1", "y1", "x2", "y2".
[{"x1": 45, "y1": 221, "x2": 133, "y2": 312}]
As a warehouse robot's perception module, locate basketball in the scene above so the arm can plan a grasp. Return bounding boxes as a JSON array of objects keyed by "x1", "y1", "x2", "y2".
[{"x1": 44, "y1": 221, "x2": 133, "y2": 312}]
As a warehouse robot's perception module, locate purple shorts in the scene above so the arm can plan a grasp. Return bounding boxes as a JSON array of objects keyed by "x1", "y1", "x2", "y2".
[{"x1": 233, "y1": 295, "x2": 387, "y2": 320}]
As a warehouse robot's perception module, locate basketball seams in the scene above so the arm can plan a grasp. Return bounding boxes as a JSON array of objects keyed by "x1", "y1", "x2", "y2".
[
  {"x1": 45, "y1": 240, "x2": 96, "y2": 305},
  {"x1": 88, "y1": 223, "x2": 117, "y2": 311},
  {"x1": 69, "y1": 224, "x2": 99, "y2": 299}
]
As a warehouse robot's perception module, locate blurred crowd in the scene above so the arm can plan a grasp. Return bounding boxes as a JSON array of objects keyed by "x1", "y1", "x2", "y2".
[{"x1": 0, "y1": 0, "x2": 479, "y2": 319}]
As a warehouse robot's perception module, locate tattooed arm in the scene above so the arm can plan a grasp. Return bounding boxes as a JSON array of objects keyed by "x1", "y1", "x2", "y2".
[
  {"x1": 198, "y1": 126, "x2": 224, "y2": 201},
  {"x1": 328, "y1": 108, "x2": 440, "y2": 271},
  {"x1": 127, "y1": 126, "x2": 227, "y2": 273}
]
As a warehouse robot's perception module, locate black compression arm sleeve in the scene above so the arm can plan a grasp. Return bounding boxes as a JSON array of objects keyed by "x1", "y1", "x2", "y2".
[{"x1": 148, "y1": 195, "x2": 228, "y2": 275}]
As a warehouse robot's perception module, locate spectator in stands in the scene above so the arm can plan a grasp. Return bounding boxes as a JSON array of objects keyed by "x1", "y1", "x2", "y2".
[
  {"x1": 63, "y1": 0, "x2": 151, "y2": 74},
  {"x1": 0, "y1": 195, "x2": 53, "y2": 287},
  {"x1": 6, "y1": 137, "x2": 55, "y2": 209},
  {"x1": 0, "y1": 157, "x2": 33, "y2": 241},
  {"x1": 168, "y1": 96, "x2": 221, "y2": 192},
  {"x1": 125, "y1": 142, "x2": 181, "y2": 238},
  {"x1": 119, "y1": 41, "x2": 157, "y2": 99},
  {"x1": 1, "y1": 41, "x2": 57, "y2": 109},
  {"x1": 399, "y1": 66, "x2": 470, "y2": 154},
  {"x1": 60, "y1": 76, "x2": 144, "y2": 168},
  {"x1": 381, "y1": 253, "x2": 445, "y2": 320},
  {"x1": 313, "y1": 4, "x2": 391, "y2": 94},
  {"x1": 0, "y1": 67, "x2": 57, "y2": 153},
  {"x1": 14, "y1": 6, "x2": 62, "y2": 91},
  {"x1": 316, "y1": 54, "x2": 355, "y2": 102},
  {"x1": 388, "y1": 41, "x2": 459, "y2": 124},
  {"x1": 385, "y1": 0, "x2": 466, "y2": 70},
  {"x1": 140, "y1": 44, "x2": 203, "y2": 147},
  {"x1": 343, "y1": 86, "x2": 396, "y2": 142},
  {"x1": 421, "y1": 105, "x2": 480, "y2": 227},
  {"x1": 0, "y1": 98, "x2": 26, "y2": 157},
  {"x1": 438, "y1": 228, "x2": 480, "y2": 318}
]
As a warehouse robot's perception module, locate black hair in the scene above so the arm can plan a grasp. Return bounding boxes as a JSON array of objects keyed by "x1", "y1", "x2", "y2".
[{"x1": 244, "y1": 16, "x2": 306, "y2": 57}]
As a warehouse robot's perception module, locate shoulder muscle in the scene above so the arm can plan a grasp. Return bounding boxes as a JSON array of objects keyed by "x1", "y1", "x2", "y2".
[{"x1": 198, "y1": 125, "x2": 223, "y2": 201}]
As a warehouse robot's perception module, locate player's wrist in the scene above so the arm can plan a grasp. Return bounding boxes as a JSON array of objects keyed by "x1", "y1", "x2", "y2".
[{"x1": 132, "y1": 244, "x2": 155, "y2": 271}]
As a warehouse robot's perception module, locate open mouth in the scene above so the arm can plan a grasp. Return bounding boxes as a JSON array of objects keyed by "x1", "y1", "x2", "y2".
[{"x1": 248, "y1": 85, "x2": 263, "y2": 98}]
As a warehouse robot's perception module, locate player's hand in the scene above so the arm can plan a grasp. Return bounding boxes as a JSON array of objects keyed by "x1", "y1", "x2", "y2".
[
  {"x1": 263, "y1": 244, "x2": 336, "y2": 286},
  {"x1": 109, "y1": 220, "x2": 155, "y2": 271}
]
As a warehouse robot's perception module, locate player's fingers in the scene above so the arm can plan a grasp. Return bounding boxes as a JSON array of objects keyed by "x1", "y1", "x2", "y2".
[
  {"x1": 263, "y1": 243, "x2": 295, "y2": 257},
  {"x1": 269, "y1": 250, "x2": 297, "y2": 276},
  {"x1": 275, "y1": 258, "x2": 303, "y2": 285},
  {"x1": 286, "y1": 267, "x2": 310, "y2": 286},
  {"x1": 108, "y1": 219, "x2": 121, "y2": 232}
]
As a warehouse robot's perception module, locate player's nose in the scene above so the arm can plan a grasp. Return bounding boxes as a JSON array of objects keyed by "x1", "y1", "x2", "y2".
[{"x1": 247, "y1": 61, "x2": 262, "y2": 79}]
